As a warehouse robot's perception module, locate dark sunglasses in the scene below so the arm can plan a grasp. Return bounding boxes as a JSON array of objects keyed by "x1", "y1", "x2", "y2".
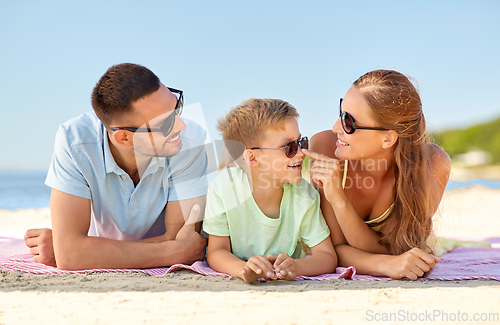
[
  {"x1": 251, "y1": 137, "x2": 308, "y2": 159},
  {"x1": 339, "y1": 98, "x2": 389, "y2": 134},
  {"x1": 110, "y1": 87, "x2": 184, "y2": 137}
]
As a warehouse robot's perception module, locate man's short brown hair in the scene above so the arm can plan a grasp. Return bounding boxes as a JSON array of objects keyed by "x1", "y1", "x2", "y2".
[
  {"x1": 217, "y1": 98, "x2": 299, "y2": 160},
  {"x1": 91, "y1": 63, "x2": 160, "y2": 126}
]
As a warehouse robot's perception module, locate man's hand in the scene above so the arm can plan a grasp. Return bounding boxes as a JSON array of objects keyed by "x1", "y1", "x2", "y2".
[
  {"x1": 382, "y1": 247, "x2": 441, "y2": 280},
  {"x1": 24, "y1": 228, "x2": 56, "y2": 267},
  {"x1": 175, "y1": 204, "x2": 207, "y2": 265},
  {"x1": 269, "y1": 253, "x2": 298, "y2": 281}
]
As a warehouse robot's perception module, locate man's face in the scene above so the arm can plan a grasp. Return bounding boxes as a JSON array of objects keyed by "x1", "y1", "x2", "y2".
[{"x1": 122, "y1": 83, "x2": 186, "y2": 158}]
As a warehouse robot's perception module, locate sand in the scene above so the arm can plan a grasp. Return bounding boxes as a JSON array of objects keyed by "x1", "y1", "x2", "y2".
[
  {"x1": 1, "y1": 183, "x2": 500, "y2": 324},
  {"x1": 449, "y1": 165, "x2": 500, "y2": 182}
]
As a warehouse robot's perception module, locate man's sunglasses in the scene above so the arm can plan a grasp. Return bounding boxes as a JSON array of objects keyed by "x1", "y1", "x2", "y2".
[
  {"x1": 110, "y1": 87, "x2": 184, "y2": 137},
  {"x1": 339, "y1": 98, "x2": 389, "y2": 134},
  {"x1": 251, "y1": 137, "x2": 308, "y2": 159}
]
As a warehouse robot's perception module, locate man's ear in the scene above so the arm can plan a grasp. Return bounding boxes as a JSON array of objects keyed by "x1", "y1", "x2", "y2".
[
  {"x1": 243, "y1": 149, "x2": 259, "y2": 167},
  {"x1": 110, "y1": 129, "x2": 133, "y2": 148},
  {"x1": 382, "y1": 130, "x2": 398, "y2": 149}
]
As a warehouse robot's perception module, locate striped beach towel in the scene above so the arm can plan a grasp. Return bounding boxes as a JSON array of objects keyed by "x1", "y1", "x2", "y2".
[{"x1": 1, "y1": 236, "x2": 499, "y2": 281}]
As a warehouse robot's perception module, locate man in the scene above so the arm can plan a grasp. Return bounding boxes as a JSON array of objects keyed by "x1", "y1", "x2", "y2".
[{"x1": 24, "y1": 63, "x2": 208, "y2": 270}]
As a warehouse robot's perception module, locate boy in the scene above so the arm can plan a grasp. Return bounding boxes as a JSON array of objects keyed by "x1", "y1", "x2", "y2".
[{"x1": 203, "y1": 98, "x2": 337, "y2": 283}]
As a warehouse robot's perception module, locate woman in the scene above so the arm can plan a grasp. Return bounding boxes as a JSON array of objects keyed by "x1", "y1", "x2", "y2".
[{"x1": 303, "y1": 69, "x2": 451, "y2": 280}]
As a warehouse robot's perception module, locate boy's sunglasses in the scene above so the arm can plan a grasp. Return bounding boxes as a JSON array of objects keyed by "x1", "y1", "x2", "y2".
[
  {"x1": 339, "y1": 98, "x2": 389, "y2": 134},
  {"x1": 110, "y1": 87, "x2": 184, "y2": 137},
  {"x1": 251, "y1": 137, "x2": 308, "y2": 159}
]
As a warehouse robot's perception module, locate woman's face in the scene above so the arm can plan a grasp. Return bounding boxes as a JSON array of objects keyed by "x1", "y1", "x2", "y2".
[{"x1": 332, "y1": 86, "x2": 390, "y2": 160}]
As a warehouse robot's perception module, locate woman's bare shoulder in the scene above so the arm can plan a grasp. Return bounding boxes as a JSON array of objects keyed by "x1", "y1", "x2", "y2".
[
  {"x1": 427, "y1": 143, "x2": 452, "y2": 192},
  {"x1": 428, "y1": 143, "x2": 451, "y2": 175},
  {"x1": 310, "y1": 130, "x2": 338, "y2": 159}
]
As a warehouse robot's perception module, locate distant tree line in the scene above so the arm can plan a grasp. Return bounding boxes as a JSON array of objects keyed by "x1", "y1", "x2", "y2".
[{"x1": 431, "y1": 117, "x2": 500, "y2": 164}]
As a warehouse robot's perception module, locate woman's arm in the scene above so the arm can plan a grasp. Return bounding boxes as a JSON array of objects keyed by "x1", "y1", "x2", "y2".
[
  {"x1": 335, "y1": 244, "x2": 440, "y2": 280},
  {"x1": 317, "y1": 182, "x2": 390, "y2": 254},
  {"x1": 308, "y1": 134, "x2": 449, "y2": 278},
  {"x1": 320, "y1": 184, "x2": 441, "y2": 280},
  {"x1": 306, "y1": 132, "x2": 389, "y2": 253}
]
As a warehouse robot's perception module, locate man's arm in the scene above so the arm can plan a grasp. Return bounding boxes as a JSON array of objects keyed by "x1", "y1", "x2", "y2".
[
  {"x1": 24, "y1": 228, "x2": 56, "y2": 267},
  {"x1": 48, "y1": 189, "x2": 205, "y2": 270},
  {"x1": 139, "y1": 195, "x2": 206, "y2": 243}
]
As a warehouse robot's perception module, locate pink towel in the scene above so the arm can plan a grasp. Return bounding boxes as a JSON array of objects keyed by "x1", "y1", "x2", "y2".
[{"x1": 1, "y1": 236, "x2": 499, "y2": 281}]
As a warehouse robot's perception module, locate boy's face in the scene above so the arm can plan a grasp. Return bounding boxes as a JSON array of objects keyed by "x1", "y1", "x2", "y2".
[{"x1": 252, "y1": 117, "x2": 304, "y2": 185}]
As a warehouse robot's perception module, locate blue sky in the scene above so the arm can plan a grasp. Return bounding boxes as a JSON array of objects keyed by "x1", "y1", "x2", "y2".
[{"x1": 1, "y1": 0, "x2": 499, "y2": 171}]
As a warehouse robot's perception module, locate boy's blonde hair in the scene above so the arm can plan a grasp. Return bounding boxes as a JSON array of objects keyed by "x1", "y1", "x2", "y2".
[{"x1": 217, "y1": 98, "x2": 299, "y2": 160}]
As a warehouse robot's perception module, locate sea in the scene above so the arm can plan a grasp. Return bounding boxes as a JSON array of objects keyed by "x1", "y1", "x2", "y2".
[{"x1": 0, "y1": 171, "x2": 500, "y2": 211}]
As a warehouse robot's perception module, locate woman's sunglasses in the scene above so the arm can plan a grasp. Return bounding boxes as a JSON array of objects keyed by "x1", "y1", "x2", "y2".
[
  {"x1": 339, "y1": 98, "x2": 389, "y2": 134},
  {"x1": 110, "y1": 87, "x2": 184, "y2": 137},
  {"x1": 251, "y1": 137, "x2": 308, "y2": 158}
]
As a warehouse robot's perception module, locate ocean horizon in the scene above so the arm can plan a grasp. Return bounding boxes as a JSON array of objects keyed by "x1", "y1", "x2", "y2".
[
  {"x1": 0, "y1": 171, "x2": 499, "y2": 211},
  {"x1": 0, "y1": 171, "x2": 51, "y2": 210}
]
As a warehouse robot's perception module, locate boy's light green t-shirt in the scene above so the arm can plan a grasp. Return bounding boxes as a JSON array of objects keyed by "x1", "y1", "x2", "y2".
[{"x1": 203, "y1": 167, "x2": 330, "y2": 261}]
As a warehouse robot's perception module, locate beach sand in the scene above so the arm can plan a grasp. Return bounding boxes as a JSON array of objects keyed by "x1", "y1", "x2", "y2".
[
  {"x1": 1, "y1": 185, "x2": 499, "y2": 324},
  {"x1": 449, "y1": 164, "x2": 500, "y2": 181}
]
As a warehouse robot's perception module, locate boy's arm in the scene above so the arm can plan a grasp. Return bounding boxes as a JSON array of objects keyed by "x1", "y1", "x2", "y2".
[
  {"x1": 206, "y1": 235, "x2": 277, "y2": 283},
  {"x1": 49, "y1": 189, "x2": 206, "y2": 270},
  {"x1": 294, "y1": 238, "x2": 337, "y2": 276},
  {"x1": 206, "y1": 235, "x2": 245, "y2": 276},
  {"x1": 272, "y1": 238, "x2": 337, "y2": 280}
]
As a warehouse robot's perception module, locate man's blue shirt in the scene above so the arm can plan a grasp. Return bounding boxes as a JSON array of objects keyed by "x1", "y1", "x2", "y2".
[{"x1": 45, "y1": 112, "x2": 208, "y2": 240}]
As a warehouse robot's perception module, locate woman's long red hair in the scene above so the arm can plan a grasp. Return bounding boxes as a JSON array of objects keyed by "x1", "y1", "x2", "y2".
[{"x1": 354, "y1": 70, "x2": 434, "y2": 255}]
